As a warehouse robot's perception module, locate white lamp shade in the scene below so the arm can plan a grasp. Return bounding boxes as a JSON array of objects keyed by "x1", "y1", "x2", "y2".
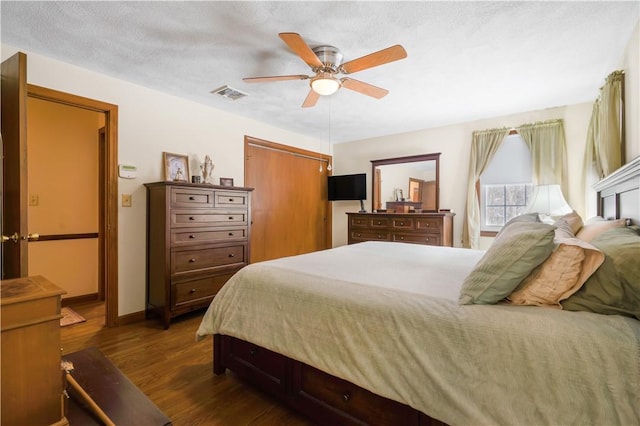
[
  {"x1": 524, "y1": 184, "x2": 572, "y2": 222},
  {"x1": 310, "y1": 74, "x2": 340, "y2": 96}
]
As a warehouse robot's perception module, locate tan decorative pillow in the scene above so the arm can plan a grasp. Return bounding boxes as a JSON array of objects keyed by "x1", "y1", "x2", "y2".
[
  {"x1": 557, "y1": 211, "x2": 583, "y2": 235},
  {"x1": 508, "y1": 230, "x2": 605, "y2": 307},
  {"x1": 576, "y1": 217, "x2": 626, "y2": 242}
]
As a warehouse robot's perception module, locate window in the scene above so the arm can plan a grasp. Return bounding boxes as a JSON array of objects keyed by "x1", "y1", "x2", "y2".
[{"x1": 480, "y1": 134, "x2": 533, "y2": 233}]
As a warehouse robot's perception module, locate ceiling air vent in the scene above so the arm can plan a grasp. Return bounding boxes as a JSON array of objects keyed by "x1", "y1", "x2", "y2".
[{"x1": 211, "y1": 85, "x2": 248, "y2": 101}]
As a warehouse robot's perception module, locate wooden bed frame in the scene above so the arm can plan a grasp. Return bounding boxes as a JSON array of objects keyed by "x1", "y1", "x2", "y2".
[{"x1": 213, "y1": 156, "x2": 640, "y2": 426}]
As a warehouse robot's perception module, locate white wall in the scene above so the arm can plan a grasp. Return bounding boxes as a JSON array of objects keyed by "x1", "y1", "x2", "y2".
[{"x1": 2, "y1": 45, "x2": 325, "y2": 317}]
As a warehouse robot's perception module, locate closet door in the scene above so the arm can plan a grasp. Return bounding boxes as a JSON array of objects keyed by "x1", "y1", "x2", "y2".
[{"x1": 245, "y1": 136, "x2": 332, "y2": 263}]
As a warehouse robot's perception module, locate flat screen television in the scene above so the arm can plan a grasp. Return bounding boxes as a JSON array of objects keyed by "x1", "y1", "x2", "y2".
[{"x1": 328, "y1": 173, "x2": 367, "y2": 211}]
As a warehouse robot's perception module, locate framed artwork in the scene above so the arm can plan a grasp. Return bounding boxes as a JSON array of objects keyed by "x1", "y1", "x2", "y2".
[
  {"x1": 220, "y1": 177, "x2": 234, "y2": 187},
  {"x1": 163, "y1": 152, "x2": 190, "y2": 182}
]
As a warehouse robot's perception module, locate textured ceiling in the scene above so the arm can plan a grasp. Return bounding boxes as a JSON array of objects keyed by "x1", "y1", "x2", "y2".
[{"x1": 1, "y1": 1, "x2": 638, "y2": 143}]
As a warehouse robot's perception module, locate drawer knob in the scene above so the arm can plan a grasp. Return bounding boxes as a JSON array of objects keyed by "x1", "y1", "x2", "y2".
[
  {"x1": 228, "y1": 198, "x2": 234, "y2": 202},
  {"x1": 189, "y1": 258, "x2": 196, "y2": 263},
  {"x1": 426, "y1": 238, "x2": 430, "y2": 242},
  {"x1": 189, "y1": 235, "x2": 196, "y2": 239},
  {"x1": 399, "y1": 222, "x2": 404, "y2": 225},
  {"x1": 400, "y1": 236, "x2": 404, "y2": 240},
  {"x1": 228, "y1": 232, "x2": 234, "y2": 236},
  {"x1": 190, "y1": 288, "x2": 196, "y2": 294},
  {"x1": 377, "y1": 234, "x2": 382, "y2": 239},
  {"x1": 376, "y1": 221, "x2": 381, "y2": 225},
  {"x1": 189, "y1": 196, "x2": 195, "y2": 200},
  {"x1": 228, "y1": 253, "x2": 235, "y2": 258},
  {"x1": 228, "y1": 216, "x2": 233, "y2": 220},
  {"x1": 342, "y1": 393, "x2": 351, "y2": 402},
  {"x1": 189, "y1": 216, "x2": 195, "y2": 221},
  {"x1": 426, "y1": 223, "x2": 430, "y2": 227}
]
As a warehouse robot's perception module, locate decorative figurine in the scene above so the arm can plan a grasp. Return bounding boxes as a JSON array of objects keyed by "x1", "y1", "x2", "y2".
[
  {"x1": 173, "y1": 167, "x2": 185, "y2": 182},
  {"x1": 201, "y1": 155, "x2": 214, "y2": 184}
]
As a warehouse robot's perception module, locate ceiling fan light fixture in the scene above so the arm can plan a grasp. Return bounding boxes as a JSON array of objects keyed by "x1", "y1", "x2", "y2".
[{"x1": 310, "y1": 73, "x2": 340, "y2": 96}]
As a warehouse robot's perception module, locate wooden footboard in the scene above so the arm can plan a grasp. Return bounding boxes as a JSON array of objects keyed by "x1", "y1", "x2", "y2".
[{"x1": 213, "y1": 334, "x2": 446, "y2": 426}]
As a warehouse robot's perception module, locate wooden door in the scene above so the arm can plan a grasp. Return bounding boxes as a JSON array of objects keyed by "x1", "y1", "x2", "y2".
[
  {"x1": 1, "y1": 52, "x2": 28, "y2": 279},
  {"x1": 245, "y1": 136, "x2": 332, "y2": 263}
]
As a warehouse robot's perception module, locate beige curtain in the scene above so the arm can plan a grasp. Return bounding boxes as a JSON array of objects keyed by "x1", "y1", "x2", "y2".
[
  {"x1": 584, "y1": 70, "x2": 625, "y2": 179},
  {"x1": 517, "y1": 119, "x2": 568, "y2": 196},
  {"x1": 462, "y1": 127, "x2": 509, "y2": 248}
]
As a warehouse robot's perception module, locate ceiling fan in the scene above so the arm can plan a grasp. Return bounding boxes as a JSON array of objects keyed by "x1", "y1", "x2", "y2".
[{"x1": 243, "y1": 32, "x2": 408, "y2": 108}]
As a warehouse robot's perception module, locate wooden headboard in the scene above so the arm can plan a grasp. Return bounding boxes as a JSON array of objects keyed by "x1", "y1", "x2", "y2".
[{"x1": 594, "y1": 155, "x2": 640, "y2": 225}]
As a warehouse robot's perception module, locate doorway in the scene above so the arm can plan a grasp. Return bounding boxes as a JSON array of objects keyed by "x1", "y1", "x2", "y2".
[
  {"x1": 27, "y1": 97, "x2": 103, "y2": 303},
  {"x1": 1, "y1": 52, "x2": 120, "y2": 327}
]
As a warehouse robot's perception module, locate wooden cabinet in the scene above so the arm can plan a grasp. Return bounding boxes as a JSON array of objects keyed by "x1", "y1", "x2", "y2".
[
  {"x1": 347, "y1": 212, "x2": 454, "y2": 247},
  {"x1": 145, "y1": 182, "x2": 252, "y2": 328},
  {"x1": 1, "y1": 275, "x2": 68, "y2": 426}
]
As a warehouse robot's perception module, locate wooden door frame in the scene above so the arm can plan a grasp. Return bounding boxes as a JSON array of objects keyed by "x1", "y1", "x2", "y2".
[{"x1": 27, "y1": 84, "x2": 119, "y2": 328}]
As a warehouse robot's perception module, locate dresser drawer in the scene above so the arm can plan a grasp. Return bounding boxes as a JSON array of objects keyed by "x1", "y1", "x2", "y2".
[
  {"x1": 369, "y1": 217, "x2": 390, "y2": 228},
  {"x1": 295, "y1": 364, "x2": 412, "y2": 425},
  {"x1": 215, "y1": 191, "x2": 249, "y2": 208},
  {"x1": 393, "y1": 233, "x2": 441, "y2": 246},
  {"x1": 416, "y1": 217, "x2": 442, "y2": 232},
  {"x1": 171, "y1": 227, "x2": 247, "y2": 246},
  {"x1": 349, "y1": 216, "x2": 370, "y2": 228},
  {"x1": 172, "y1": 244, "x2": 246, "y2": 274},
  {"x1": 350, "y1": 230, "x2": 390, "y2": 242},
  {"x1": 171, "y1": 187, "x2": 214, "y2": 208},
  {"x1": 171, "y1": 272, "x2": 234, "y2": 308},
  {"x1": 391, "y1": 217, "x2": 414, "y2": 229},
  {"x1": 171, "y1": 211, "x2": 247, "y2": 227},
  {"x1": 223, "y1": 336, "x2": 288, "y2": 393}
]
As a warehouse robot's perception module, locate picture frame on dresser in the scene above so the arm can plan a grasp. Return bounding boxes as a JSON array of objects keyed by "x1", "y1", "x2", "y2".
[
  {"x1": 220, "y1": 177, "x2": 234, "y2": 187},
  {"x1": 163, "y1": 152, "x2": 190, "y2": 182}
]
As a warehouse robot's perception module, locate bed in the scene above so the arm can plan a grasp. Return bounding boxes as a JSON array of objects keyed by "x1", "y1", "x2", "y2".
[{"x1": 196, "y1": 156, "x2": 640, "y2": 426}]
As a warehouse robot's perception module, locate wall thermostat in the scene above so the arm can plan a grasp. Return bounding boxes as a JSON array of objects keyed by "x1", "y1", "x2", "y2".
[{"x1": 118, "y1": 164, "x2": 137, "y2": 179}]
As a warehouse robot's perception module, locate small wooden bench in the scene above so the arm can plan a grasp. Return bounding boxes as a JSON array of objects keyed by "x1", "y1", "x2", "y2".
[{"x1": 63, "y1": 347, "x2": 172, "y2": 425}]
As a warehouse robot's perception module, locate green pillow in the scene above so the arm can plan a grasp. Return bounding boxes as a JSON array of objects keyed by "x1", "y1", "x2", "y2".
[
  {"x1": 496, "y1": 212, "x2": 541, "y2": 238},
  {"x1": 459, "y1": 221, "x2": 555, "y2": 305},
  {"x1": 561, "y1": 226, "x2": 640, "y2": 319}
]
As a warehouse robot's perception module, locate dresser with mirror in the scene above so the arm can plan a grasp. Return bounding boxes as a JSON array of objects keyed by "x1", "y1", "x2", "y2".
[{"x1": 347, "y1": 153, "x2": 454, "y2": 247}]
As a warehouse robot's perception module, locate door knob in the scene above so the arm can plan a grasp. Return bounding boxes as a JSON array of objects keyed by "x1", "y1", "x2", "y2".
[
  {"x1": 25, "y1": 233, "x2": 40, "y2": 241},
  {"x1": 1, "y1": 232, "x2": 20, "y2": 243}
]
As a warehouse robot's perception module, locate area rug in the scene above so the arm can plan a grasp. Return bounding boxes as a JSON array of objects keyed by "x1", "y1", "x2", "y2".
[{"x1": 60, "y1": 307, "x2": 86, "y2": 327}]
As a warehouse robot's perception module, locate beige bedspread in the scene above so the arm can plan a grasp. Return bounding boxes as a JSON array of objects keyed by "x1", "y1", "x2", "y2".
[{"x1": 197, "y1": 241, "x2": 640, "y2": 425}]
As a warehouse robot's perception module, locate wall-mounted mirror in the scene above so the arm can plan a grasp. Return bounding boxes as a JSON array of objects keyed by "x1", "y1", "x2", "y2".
[{"x1": 371, "y1": 153, "x2": 440, "y2": 213}]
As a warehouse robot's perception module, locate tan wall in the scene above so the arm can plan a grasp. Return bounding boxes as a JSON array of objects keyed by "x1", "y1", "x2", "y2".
[{"x1": 27, "y1": 97, "x2": 101, "y2": 298}]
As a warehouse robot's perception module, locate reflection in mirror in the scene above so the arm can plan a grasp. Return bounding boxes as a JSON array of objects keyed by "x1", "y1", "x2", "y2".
[{"x1": 371, "y1": 153, "x2": 440, "y2": 212}]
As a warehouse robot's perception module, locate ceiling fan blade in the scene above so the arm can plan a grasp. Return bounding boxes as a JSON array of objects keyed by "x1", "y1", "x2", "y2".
[
  {"x1": 302, "y1": 89, "x2": 320, "y2": 108},
  {"x1": 340, "y1": 78, "x2": 389, "y2": 99},
  {"x1": 279, "y1": 32, "x2": 323, "y2": 69},
  {"x1": 243, "y1": 75, "x2": 310, "y2": 83},
  {"x1": 340, "y1": 45, "x2": 407, "y2": 74}
]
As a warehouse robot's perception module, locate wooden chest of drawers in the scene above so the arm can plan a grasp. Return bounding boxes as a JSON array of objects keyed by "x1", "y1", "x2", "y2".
[
  {"x1": 347, "y1": 212, "x2": 454, "y2": 247},
  {"x1": 145, "y1": 182, "x2": 252, "y2": 328},
  {"x1": 1, "y1": 276, "x2": 68, "y2": 426}
]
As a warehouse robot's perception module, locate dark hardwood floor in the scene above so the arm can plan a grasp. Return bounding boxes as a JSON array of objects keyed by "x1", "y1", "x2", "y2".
[{"x1": 60, "y1": 302, "x2": 314, "y2": 425}]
